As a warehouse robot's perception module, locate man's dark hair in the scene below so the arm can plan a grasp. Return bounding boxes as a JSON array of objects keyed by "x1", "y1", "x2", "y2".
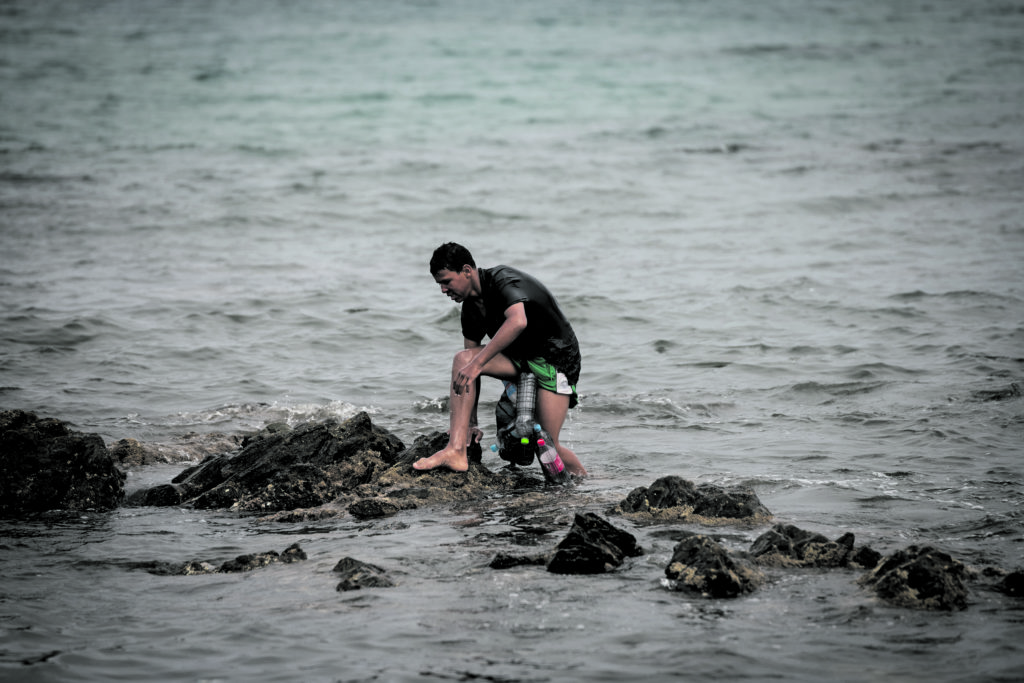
[{"x1": 430, "y1": 242, "x2": 476, "y2": 275}]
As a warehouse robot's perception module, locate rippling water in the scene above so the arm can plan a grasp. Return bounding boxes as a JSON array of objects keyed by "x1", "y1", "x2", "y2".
[{"x1": 2, "y1": 0, "x2": 1023, "y2": 680}]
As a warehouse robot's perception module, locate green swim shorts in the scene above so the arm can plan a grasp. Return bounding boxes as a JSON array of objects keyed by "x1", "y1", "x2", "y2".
[{"x1": 511, "y1": 357, "x2": 579, "y2": 409}]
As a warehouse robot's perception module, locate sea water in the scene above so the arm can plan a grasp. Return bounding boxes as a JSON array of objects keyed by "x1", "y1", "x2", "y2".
[{"x1": 1, "y1": 0, "x2": 1023, "y2": 681}]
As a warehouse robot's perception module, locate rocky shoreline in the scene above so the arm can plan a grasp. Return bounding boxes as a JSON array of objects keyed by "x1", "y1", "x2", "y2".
[{"x1": 2, "y1": 408, "x2": 1021, "y2": 609}]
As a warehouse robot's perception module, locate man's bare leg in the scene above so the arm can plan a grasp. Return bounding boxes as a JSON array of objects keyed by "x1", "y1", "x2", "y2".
[
  {"x1": 414, "y1": 347, "x2": 515, "y2": 472},
  {"x1": 537, "y1": 388, "x2": 587, "y2": 476}
]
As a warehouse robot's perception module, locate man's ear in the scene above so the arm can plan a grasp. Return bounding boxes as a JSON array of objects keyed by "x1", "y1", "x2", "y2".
[{"x1": 461, "y1": 265, "x2": 473, "y2": 276}]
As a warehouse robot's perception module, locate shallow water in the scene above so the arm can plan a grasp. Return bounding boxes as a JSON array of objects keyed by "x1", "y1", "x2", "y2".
[{"x1": 2, "y1": 0, "x2": 1023, "y2": 681}]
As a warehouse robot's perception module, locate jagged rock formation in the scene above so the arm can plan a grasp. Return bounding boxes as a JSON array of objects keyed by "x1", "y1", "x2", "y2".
[
  {"x1": 664, "y1": 533, "x2": 764, "y2": 598},
  {"x1": 1, "y1": 409, "x2": 125, "y2": 516},
  {"x1": 333, "y1": 556, "x2": 396, "y2": 591},
  {"x1": 750, "y1": 523, "x2": 881, "y2": 569},
  {"x1": 858, "y1": 545, "x2": 970, "y2": 611}
]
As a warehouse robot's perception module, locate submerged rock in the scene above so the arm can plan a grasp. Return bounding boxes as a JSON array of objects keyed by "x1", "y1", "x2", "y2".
[
  {"x1": 750, "y1": 523, "x2": 881, "y2": 569},
  {"x1": 995, "y1": 569, "x2": 1024, "y2": 597},
  {"x1": 614, "y1": 475, "x2": 771, "y2": 524},
  {"x1": 546, "y1": 512, "x2": 643, "y2": 574},
  {"x1": 664, "y1": 533, "x2": 764, "y2": 598},
  {"x1": 220, "y1": 543, "x2": 308, "y2": 573},
  {"x1": 109, "y1": 432, "x2": 244, "y2": 466},
  {"x1": 858, "y1": 545, "x2": 969, "y2": 611},
  {"x1": 490, "y1": 551, "x2": 549, "y2": 569},
  {"x1": 0, "y1": 409, "x2": 125, "y2": 516},
  {"x1": 133, "y1": 543, "x2": 307, "y2": 576},
  {"x1": 333, "y1": 556, "x2": 396, "y2": 591}
]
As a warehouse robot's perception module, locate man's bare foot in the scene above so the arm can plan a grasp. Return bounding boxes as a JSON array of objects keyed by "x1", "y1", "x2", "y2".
[
  {"x1": 412, "y1": 447, "x2": 469, "y2": 472},
  {"x1": 566, "y1": 464, "x2": 587, "y2": 477}
]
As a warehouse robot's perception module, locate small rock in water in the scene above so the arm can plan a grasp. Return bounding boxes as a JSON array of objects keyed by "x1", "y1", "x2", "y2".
[
  {"x1": 546, "y1": 512, "x2": 643, "y2": 574},
  {"x1": 132, "y1": 543, "x2": 307, "y2": 576},
  {"x1": 995, "y1": 569, "x2": 1024, "y2": 597},
  {"x1": 489, "y1": 551, "x2": 549, "y2": 569},
  {"x1": 750, "y1": 523, "x2": 879, "y2": 569},
  {"x1": 615, "y1": 475, "x2": 771, "y2": 523},
  {"x1": 217, "y1": 542, "x2": 307, "y2": 573},
  {"x1": 858, "y1": 545, "x2": 969, "y2": 611},
  {"x1": 333, "y1": 556, "x2": 395, "y2": 591},
  {"x1": 664, "y1": 534, "x2": 763, "y2": 598}
]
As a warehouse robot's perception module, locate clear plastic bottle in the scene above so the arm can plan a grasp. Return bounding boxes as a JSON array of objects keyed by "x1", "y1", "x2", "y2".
[
  {"x1": 534, "y1": 424, "x2": 571, "y2": 485},
  {"x1": 514, "y1": 372, "x2": 538, "y2": 438}
]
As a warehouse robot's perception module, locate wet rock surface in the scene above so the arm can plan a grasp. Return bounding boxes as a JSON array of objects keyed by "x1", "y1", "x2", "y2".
[
  {"x1": 127, "y1": 412, "x2": 406, "y2": 512},
  {"x1": 1, "y1": 409, "x2": 125, "y2": 516},
  {"x1": 750, "y1": 523, "x2": 881, "y2": 569},
  {"x1": 858, "y1": 545, "x2": 970, "y2": 611},
  {"x1": 487, "y1": 512, "x2": 642, "y2": 574},
  {"x1": 333, "y1": 556, "x2": 396, "y2": 591},
  {"x1": 546, "y1": 512, "x2": 643, "y2": 574},
  {"x1": 995, "y1": 569, "x2": 1024, "y2": 597},
  {"x1": 131, "y1": 543, "x2": 308, "y2": 576},
  {"x1": 6, "y1": 409, "x2": 1018, "y2": 612},
  {"x1": 664, "y1": 533, "x2": 764, "y2": 598},
  {"x1": 109, "y1": 432, "x2": 244, "y2": 466},
  {"x1": 614, "y1": 475, "x2": 772, "y2": 524},
  {"x1": 489, "y1": 551, "x2": 549, "y2": 570},
  {"x1": 126, "y1": 415, "x2": 542, "y2": 518}
]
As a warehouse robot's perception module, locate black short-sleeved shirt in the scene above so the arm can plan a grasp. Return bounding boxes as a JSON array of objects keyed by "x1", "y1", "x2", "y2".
[{"x1": 461, "y1": 265, "x2": 581, "y2": 384}]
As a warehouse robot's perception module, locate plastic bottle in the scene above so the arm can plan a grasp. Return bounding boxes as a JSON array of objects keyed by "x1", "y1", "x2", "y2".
[
  {"x1": 514, "y1": 372, "x2": 538, "y2": 438},
  {"x1": 534, "y1": 424, "x2": 571, "y2": 485}
]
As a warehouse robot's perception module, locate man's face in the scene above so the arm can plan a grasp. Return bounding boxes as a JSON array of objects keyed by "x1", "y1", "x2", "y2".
[{"x1": 433, "y1": 267, "x2": 472, "y2": 303}]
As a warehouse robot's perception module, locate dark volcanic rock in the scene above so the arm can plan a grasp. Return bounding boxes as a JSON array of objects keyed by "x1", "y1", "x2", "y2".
[
  {"x1": 319, "y1": 430, "x2": 533, "y2": 514},
  {"x1": 1, "y1": 409, "x2": 125, "y2": 516},
  {"x1": 546, "y1": 512, "x2": 643, "y2": 574},
  {"x1": 129, "y1": 483, "x2": 184, "y2": 507},
  {"x1": 147, "y1": 415, "x2": 544, "y2": 523},
  {"x1": 615, "y1": 475, "x2": 771, "y2": 523},
  {"x1": 126, "y1": 412, "x2": 405, "y2": 512},
  {"x1": 392, "y1": 429, "x2": 483, "y2": 467},
  {"x1": 348, "y1": 498, "x2": 401, "y2": 520},
  {"x1": 220, "y1": 543, "x2": 308, "y2": 573},
  {"x1": 333, "y1": 556, "x2": 396, "y2": 591},
  {"x1": 995, "y1": 569, "x2": 1024, "y2": 597},
  {"x1": 858, "y1": 545, "x2": 969, "y2": 611},
  {"x1": 750, "y1": 523, "x2": 879, "y2": 569},
  {"x1": 664, "y1": 534, "x2": 764, "y2": 598},
  {"x1": 490, "y1": 551, "x2": 550, "y2": 569},
  {"x1": 850, "y1": 544, "x2": 883, "y2": 570},
  {"x1": 132, "y1": 543, "x2": 307, "y2": 575}
]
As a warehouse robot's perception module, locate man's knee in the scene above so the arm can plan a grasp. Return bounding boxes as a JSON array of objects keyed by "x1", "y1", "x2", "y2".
[{"x1": 452, "y1": 347, "x2": 478, "y2": 367}]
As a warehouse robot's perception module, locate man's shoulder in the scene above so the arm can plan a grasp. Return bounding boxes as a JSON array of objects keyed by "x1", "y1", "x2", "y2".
[
  {"x1": 480, "y1": 264, "x2": 519, "y2": 277},
  {"x1": 479, "y1": 264, "x2": 522, "y2": 289}
]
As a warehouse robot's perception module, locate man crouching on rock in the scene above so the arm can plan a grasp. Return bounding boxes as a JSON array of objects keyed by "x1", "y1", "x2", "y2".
[{"x1": 413, "y1": 242, "x2": 587, "y2": 476}]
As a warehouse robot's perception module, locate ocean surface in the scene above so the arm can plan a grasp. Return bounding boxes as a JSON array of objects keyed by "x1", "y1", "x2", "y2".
[{"x1": 2, "y1": 0, "x2": 1023, "y2": 680}]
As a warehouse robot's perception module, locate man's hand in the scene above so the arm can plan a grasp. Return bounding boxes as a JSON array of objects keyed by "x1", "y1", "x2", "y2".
[{"x1": 452, "y1": 355, "x2": 482, "y2": 395}]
